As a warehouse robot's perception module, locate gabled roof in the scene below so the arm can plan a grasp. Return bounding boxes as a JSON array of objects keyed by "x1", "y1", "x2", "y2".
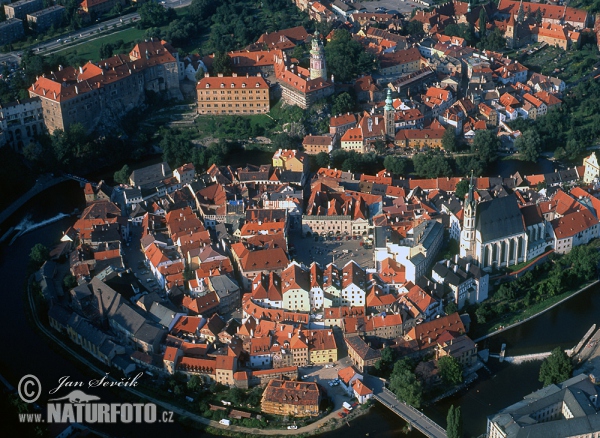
[{"x1": 552, "y1": 209, "x2": 599, "y2": 239}]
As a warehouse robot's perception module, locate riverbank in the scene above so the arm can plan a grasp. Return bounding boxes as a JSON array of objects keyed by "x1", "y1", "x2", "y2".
[{"x1": 474, "y1": 279, "x2": 600, "y2": 342}]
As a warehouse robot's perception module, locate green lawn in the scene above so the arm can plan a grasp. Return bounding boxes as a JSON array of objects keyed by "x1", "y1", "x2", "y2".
[{"x1": 50, "y1": 26, "x2": 146, "y2": 63}]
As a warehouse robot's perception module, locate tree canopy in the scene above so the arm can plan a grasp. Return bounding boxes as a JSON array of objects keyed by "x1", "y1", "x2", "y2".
[
  {"x1": 113, "y1": 164, "x2": 130, "y2": 185},
  {"x1": 413, "y1": 151, "x2": 452, "y2": 178},
  {"x1": 314, "y1": 152, "x2": 330, "y2": 169},
  {"x1": 325, "y1": 30, "x2": 377, "y2": 82},
  {"x1": 389, "y1": 359, "x2": 423, "y2": 408},
  {"x1": 447, "y1": 405, "x2": 463, "y2": 438},
  {"x1": 471, "y1": 130, "x2": 500, "y2": 165},
  {"x1": 539, "y1": 347, "x2": 573, "y2": 387},
  {"x1": 384, "y1": 155, "x2": 407, "y2": 176},
  {"x1": 455, "y1": 179, "x2": 469, "y2": 200},
  {"x1": 438, "y1": 356, "x2": 463, "y2": 386},
  {"x1": 332, "y1": 92, "x2": 355, "y2": 116},
  {"x1": 515, "y1": 129, "x2": 541, "y2": 162},
  {"x1": 442, "y1": 126, "x2": 457, "y2": 152},
  {"x1": 29, "y1": 243, "x2": 49, "y2": 269},
  {"x1": 212, "y1": 52, "x2": 233, "y2": 76},
  {"x1": 138, "y1": 2, "x2": 176, "y2": 28}
]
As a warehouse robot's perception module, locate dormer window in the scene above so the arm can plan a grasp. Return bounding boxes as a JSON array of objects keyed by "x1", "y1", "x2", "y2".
[
  {"x1": 220, "y1": 83, "x2": 225, "y2": 88},
  {"x1": 231, "y1": 83, "x2": 235, "y2": 88},
  {"x1": 255, "y1": 83, "x2": 260, "y2": 88},
  {"x1": 205, "y1": 84, "x2": 210, "y2": 88},
  {"x1": 242, "y1": 83, "x2": 246, "y2": 88}
]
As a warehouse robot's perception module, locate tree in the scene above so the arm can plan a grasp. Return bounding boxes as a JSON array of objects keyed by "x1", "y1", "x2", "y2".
[
  {"x1": 374, "y1": 139, "x2": 386, "y2": 154},
  {"x1": 438, "y1": 356, "x2": 463, "y2": 386},
  {"x1": 113, "y1": 164, "x2": 130, "y2": 185},
  {"x1": 455, "y1": 155, "x2": 483, "y2": 177},
  {"x1": 228, "y1": 387, "x2": 245, "y2": 405},
  {"x1": 138, "y1": 2, "x2": 175, "y2": 28},
  {"x1": 189, "y1": 0, "x2": 217, "y2": 23},
  {"x1": 374, "y1": 346, "x2": 395, "y2": 375},
  {"x1": 212, "y1": 51, "x2": 232, "y2": 75},
  {"x1": 183, "y1": 264, "x2": 194, "y2": 286},
  {"x1": 515, "y1": 129, "x2": 541, "y2": 162},
  {"x1": 332, "y1": 92, "x2": 355, "y2": 116},
  {"x1": 291, "y1": 44, "x2": 305, "y2": 62},
  {"x1": 447, "y1": 405, "x2": 463, "y2": 438},
  {"x1": 99, "y1": 43, "x2": 113, "y2": 59},
  {"x1": 480, "y1": 28, "x2": 506, "y2": 51},
  {"x1": 445, "y1": 301, "x2": 458, "y2": 315},
  {"x1": 539, "y1": 347, "x2": 573, "y2": 387},
  {"x1": 325, "y1": 30, "x2": 376, "y2": 82},
  {"x1": 187, "y1": 375, "x2": 202, "y2": 392},
  {"x1": 383, "y1": 155, "x2": 407, "y2": 176},
  {"x1": 565, "y1": 138, "x2": 584, "y2": 160},
  {"x1": 29, "y1": 243, "x2": 49, "y2": 268},
  {"x1": 455, "y1": 179, "x2": 469, "y2": 200},
  {"x1": 479, "y1": 9, "x2": 487, "y2": 37},
  {"x1": 554, "y1": 146, "x2": 566, "y2": 161},
  {"x1": 471, "y1": 130, "x2": 499, "y2": 165},
  {"x1": 390, "y1": 368, "x2": 423, "y2": 408},
  {"x1": 63, "y1": 274, "x2": 77, "y2": 290},
  {"x1": 442, "y1": 126, "x2": 457, "y2": 152},
  {"x1": 404, "y1": 20, "x2": 423, "y2": 36},
  {"x1": 160, "y1": 129, "x2": 194, "y2": 167},
  {"x1": 314, "y1": 152, "x2": 330, "y2": 169},
  {"x1": 413, "y1": 151, "x2": 452, "y2": 178}
]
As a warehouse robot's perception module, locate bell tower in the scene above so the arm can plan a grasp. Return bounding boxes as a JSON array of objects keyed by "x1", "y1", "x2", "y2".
[
  {"x1": 384, "y1": 89, "x2": 395, "y2": 140},
  {"x1": 460, "y1": 172, "x2": 477, "y2": 259},
  {"x1": 310, "y1": 32, "x2": 327, "y2": 80}
]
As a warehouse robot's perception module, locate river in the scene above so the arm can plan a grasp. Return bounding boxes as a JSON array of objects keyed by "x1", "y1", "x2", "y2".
[{"x1": 0, "y1": 158, "x2": 596, "y2": 438}]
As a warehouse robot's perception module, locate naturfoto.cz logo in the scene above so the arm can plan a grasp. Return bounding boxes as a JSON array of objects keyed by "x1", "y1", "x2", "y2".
[{"x1": 17, "y1": 373, "x2": 174, "y2": 424}]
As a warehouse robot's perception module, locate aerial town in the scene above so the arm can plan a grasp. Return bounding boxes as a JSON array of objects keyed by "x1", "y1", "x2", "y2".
[{"x1": 3, "y1": 0, "x2": 600, "y2": 437}]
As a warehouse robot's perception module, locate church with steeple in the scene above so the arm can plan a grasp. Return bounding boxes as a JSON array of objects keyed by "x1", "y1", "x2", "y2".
[{"x1": 459, "y1": 174, "x2": 530, "y2": 272}]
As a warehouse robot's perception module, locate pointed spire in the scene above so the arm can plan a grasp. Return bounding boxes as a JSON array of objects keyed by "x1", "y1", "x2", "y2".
[
  {"x1": 517, "y1": 0, "x2": 525, "y2": 23},
  {"x1": 466, "y1": 170, "x2": 476, "y2": 210}
]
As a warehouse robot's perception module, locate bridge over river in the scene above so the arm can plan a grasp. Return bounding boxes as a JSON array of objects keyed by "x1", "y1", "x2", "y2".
[{"x1": 365, "y1": 375, "x2": 447, "y2": 438}]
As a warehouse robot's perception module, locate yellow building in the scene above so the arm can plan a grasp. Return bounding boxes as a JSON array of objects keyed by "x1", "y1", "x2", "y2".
[
  {"x1": 395, "y1": 128, "x2": 445, "y2": 149},
  {"x1": 261, "y1": 380, "x2": 320, "y2": 417},
  {"x1": 272, "y1": 148, "x2": 309, "y2": 172},
  {"x1": 378, "y1": 47, "x2": 423, "y2": 77},
  {"x1": 196, "y1": 73, "x2": 270, "y2": 115},
  {"x1": 308, "y1": 329, "x2": 338, "y2": 364}
]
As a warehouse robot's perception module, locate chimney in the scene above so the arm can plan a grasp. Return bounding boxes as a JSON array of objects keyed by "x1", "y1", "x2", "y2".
[{"x1": 453, "y1": 265, "x2": 458, "y2": 273}]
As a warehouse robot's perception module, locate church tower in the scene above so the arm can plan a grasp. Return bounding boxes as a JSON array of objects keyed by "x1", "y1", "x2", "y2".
[
  {"x1": 460, "y1": 173, "x2": 477, "y2": 259},
  {"x1": 310, "y1": 33, "x2": 327, "y2": 80},
  {"x1": 384, "y1": 89, "x2": 395, "y2": 140}
]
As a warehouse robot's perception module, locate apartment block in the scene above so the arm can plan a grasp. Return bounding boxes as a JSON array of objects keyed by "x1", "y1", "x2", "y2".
[{"x1": 196, "y1": 74, "x2": 270, "y2": 115}]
